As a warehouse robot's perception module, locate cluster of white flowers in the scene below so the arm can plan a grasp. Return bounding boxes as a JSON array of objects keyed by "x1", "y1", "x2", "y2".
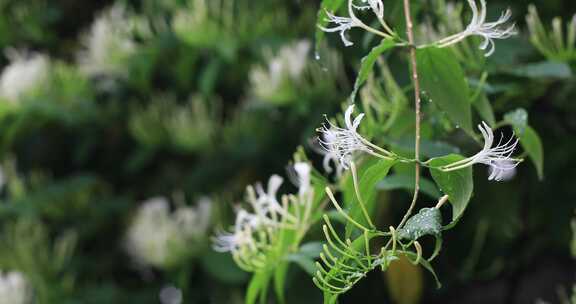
[
  {"x1": 78, "y1": 4, "x2": 135, "y2": 77},
  {"x1": 249, "y1": 40, "x2": 311, "y2": 100},
  {"x1": 437, "y1": 0, "x2": 516, "y2": 56},
  {"x1": 0, "y1": 49, "x2": 50, "y2": 103},
  {"x1": 442, "y1": 122, "x2": 519, "y2": 181},
  {"x1": 0, "y1": 271, "x2": 32, "y2": 304},
  {"x1": 126, "y1": 197, "x2": 211, "y2": 269},
  {"x1": 213, "y1": 162, "x2": 314, "y2": 271}
]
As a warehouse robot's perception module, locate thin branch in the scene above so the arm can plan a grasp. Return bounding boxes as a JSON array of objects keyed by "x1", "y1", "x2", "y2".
[
  {"x1": 397, "y1": 0, "x2": 422, "y2": 229},
  {"x1": 350, "y1": 162, "x2": 376, "y2": 229}
]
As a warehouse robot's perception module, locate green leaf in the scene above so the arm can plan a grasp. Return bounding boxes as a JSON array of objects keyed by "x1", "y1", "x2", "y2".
[
  {"x1": 504, "y1": 61, "x2": 572, "y2": 79},
  {"x1": 504, "y1": 108, "x2": 528, "y2": 135},
  {"x1": 472, "y1": 94, "x2": 496, "y2": 127},
  {"x1": 343, "y1": 158, "x2": 396, "y2": 236},
  {"x1": 503, "y1": 109, "x2": 543, "y2": 179},
  {"x1": 278, "y1": 242, "x2": 320, "y2": 286},
  {"x1": 518, "y1": 125, "x2": 544, "y2": 180},
  {"x1": 315, "y1": 0, "x2": 346, "y2": 53},
  {"x1": 417, "y1": 47, "x2": 473, "y2": 133},
  {"x1": 504, "y1": 109, "x2": 528, "y2": 134},
  {"x1": 285, "y1": 253, "x2": 316, "y2": 276},
  {"x1": 298, "y1": 242, "x2": 324, "y2": 258},
  {"x1": 377, "y1": 174, "x2": 441, "y2": 199},
  {"x1": 397, "y1": 208, "x2": 442, "y2": 241},
  {"x1": 351, "y1": 38, "x2": 397, "y2": 101},
  {"x1": 428, "y1": 154, "x2": 474, "y2": 227}
]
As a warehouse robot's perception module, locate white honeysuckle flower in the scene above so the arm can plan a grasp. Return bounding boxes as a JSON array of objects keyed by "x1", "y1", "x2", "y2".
[
  {"x1": 0, "y1": 50, "x2": 49, "y2": 102},
  {"x1": 442, "y1": 122, "x2": 520, "y2": 181},
  {"x1": 320, "y1": 0, "x2": 391, "y2": 47},
  {"x1": 213, "y1": 175, "x2": 287, "y2": 255},
  {"x1": 437, "y1": 0, "x2": 516, "y2": 56},
  {"x1": 318, "y1": 104, "x2": 373, "y2": 170},
  {"x1": 126, "y1": 197, "x2": 212, "y2": 269},
  {"x1": 78, "y1": 4, "x2": 135, "y2": 77},
  {"x1": 234, "y1": 208, "x2": 263, "y2": 230},
  {"x1": 487, "y1": 159, "x2": 517, "y2": 181},
  {"x1": 255, "y1": 175, "x2": 283, "y2": 207},
  {"x1": 309, "y1": 135, "x2": 346, "y2": 178},
  {"x1": 320, "y1": 11, "x2": 361, "y2": 47},
  {"x1": 212, "y1": 228, "x2": 256, "y2": 253},
  {"x1": 0, "y1": 271, "x2": 32, "y2": 304},
  {"x1": 250, "y1": 175, "x2": 288, "y2": 221}
]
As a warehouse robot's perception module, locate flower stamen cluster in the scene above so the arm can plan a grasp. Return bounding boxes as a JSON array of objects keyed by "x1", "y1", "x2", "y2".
[{"x1": 317, "y1": 104, "x2": 394, "y2": 171}]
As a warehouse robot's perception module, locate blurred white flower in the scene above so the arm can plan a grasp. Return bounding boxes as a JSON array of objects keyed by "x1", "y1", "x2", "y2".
[
  {"x1": 0, "y1": 50, "x2": 50, "y2": 102},
  {"x1": 159, "y1": 285, "x2": 183, "y2": 304},
  {"x1": 317, "y1": 105, "x2": 373, "y2": 170},
  {"x1": 292, "y1": 162, "x2": 311, "y2": 198},
  {"x1": 0, "y1": 271, "x2": 32, "y2": 304},
  {"x1": 442, "y1": 122, "x2": 520, "y2": 181},
  {"x1": 126, "y1": 197, "x2": 212, "y2": 269},
  {"x1": 437, "y1": 0, "x2": 516, "y2": 56},
  {"x1": 78, "y1": 4, "x2": 135, "y2": 77},
  {"x1": 250, "y1": 40, "x2": 311, "y2": 101}
]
